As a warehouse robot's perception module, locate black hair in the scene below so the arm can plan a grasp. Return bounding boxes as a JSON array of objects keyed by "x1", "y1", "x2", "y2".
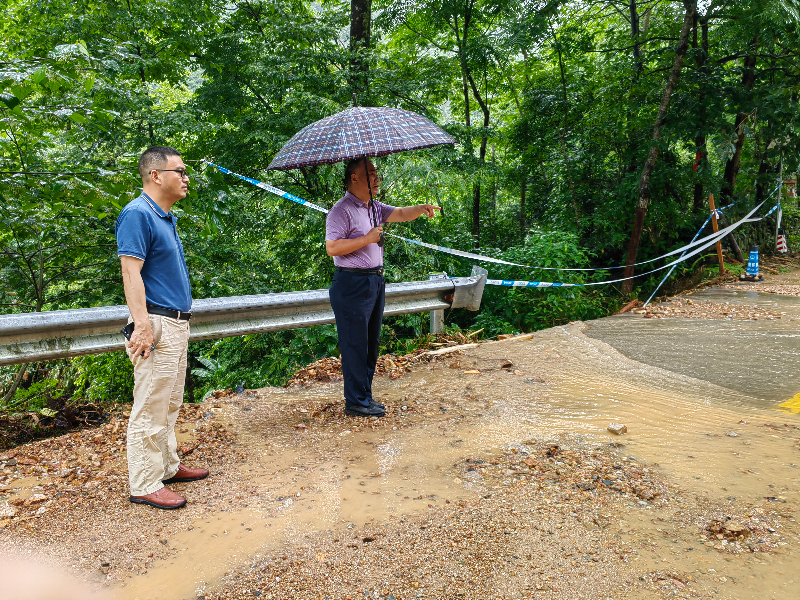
[
  {"x1": 343, "y1": 158, "x2": 364, "y2": 190},
  {"x1": 343, "y1": 157, "x2": 379, "y2": 191},
  {"x1": 138, "y1": 146, "x2": 181, "y2": 180}
]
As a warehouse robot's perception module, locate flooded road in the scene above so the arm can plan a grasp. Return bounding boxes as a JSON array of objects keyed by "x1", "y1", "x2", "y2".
[
  {"x1": 3, "y1": 284, "x2": 799, "y2": 600},
  {"x1": 585, "y1": 288, "x2": 800, "y2": 405}
]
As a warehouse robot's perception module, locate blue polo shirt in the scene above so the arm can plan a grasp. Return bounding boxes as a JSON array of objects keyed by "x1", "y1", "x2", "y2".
[{"x1": 115, "y1": 193, "x2": 192, "y2": 312}]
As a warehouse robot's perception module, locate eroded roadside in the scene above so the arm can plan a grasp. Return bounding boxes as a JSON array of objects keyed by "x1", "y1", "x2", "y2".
[{"x1": 1, "y1": 316, "x2": 799, "y2": 600}]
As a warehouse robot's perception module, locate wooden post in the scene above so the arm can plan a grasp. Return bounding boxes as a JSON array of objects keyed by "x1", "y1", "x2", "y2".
[{"x1": 708, "y1": 194, "x2": 725, "y2": 274}]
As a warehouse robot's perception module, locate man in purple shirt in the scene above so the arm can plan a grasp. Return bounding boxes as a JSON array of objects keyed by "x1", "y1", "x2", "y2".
[{"x1": 326, "y1": 158, "x2": 440, "y2": 417}]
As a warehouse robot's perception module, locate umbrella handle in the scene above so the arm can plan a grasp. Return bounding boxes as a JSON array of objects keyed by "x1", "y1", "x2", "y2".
[
  {"x1": 363, "y1": 155, "x2": 384, "y2": 248},
  {"x1": 373, "y1": 203, "x2": 383, "y2": 248}
]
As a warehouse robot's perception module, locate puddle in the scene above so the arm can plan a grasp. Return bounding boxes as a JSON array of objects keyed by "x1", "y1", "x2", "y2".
[
  {"x1": 584, "y1": 289, "x2": 800, "y2": 405},
  {"x1": 112, "y1": 387, "x2": 506, "y2": 600},
  {"x1": 543, "y1": 323, "x2": 799, "y2": 495}
]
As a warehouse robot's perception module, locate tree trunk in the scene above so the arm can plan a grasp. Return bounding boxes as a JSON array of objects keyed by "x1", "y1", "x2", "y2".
[
  {"x1": 623, "y1": 1, "x2": 644, "y2": 177},
  {"x1": 692, "y1": 15, "x2": 709, "y2": 212},
  {"x1": 467, "y1": 71, "x2": 490, "y2": 247},
  {"x1": 629, "y1": 0, "x2": 642, "y2": 76},
  {"x1": 520, "y1": 175, "x2": 527, "y2": 240},
  {"x1": 349, "y1": 0, "x2": 371, "y2": 97},
  {"x1": 490, "y1": 144, "x2": 497, "y2": 242},
  {"x1": 1, "y1": 363, "x2": 29, "y2": 406},
  {"x1": 720, "y1": 46, "x2": 757, "y2": 204},
  {"x1": 621, "y1": 0, "x2": 696, "y2": 294},
  {"x1": 554, "y1": 32, "x2": 579, "y2": 224},
  {"x1": 462, "y1": 69, "x2": 478, "y2": 244}
]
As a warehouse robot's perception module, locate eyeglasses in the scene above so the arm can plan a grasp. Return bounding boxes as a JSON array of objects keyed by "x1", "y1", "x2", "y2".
[{"x1": 153, "y1": 169, "x2": 190, "y2": 179}]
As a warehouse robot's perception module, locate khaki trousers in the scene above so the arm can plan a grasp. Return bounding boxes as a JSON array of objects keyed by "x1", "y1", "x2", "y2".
[{"x1": 126, "y1": 314, "x2": 190, "y2": 496}]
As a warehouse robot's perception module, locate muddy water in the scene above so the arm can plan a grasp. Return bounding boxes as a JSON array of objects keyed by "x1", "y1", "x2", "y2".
[
  {"x1": 113, "y1": 389, "x2": 509, "y2": 600},
  {"x1": 585, "y1": 288, "x2": 800, "y2": 405},
  {"x1": 114, "y1": 306, "x2": 800, "y2": 600}
]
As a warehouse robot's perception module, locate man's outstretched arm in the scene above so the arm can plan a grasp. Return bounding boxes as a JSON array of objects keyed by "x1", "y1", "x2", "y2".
[{"x1": 386, "y1": 204, "x2": 441, "y2": 222}]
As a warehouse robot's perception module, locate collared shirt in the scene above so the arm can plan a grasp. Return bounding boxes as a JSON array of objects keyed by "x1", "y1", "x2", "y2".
[
  {"x1": 325, "y1": 192, "x2": 395, "y2": 269},
  {"x1": 115, "y1": 193, "x2": 192, "y2": 312}
]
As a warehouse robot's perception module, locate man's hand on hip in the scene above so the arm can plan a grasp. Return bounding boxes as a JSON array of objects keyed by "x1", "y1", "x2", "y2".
[{"x1": 128, "y1": 322, "x2": 155, "y2": 359}]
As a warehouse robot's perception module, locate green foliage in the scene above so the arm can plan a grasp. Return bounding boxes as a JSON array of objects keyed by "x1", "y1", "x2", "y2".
[
  {"x1": 0, "y1": 44, "x2": 133, "y2": 314},
  {"x1": 1, "y1": 0, "x2": 799, "y2": 412},
  {"x1": 188, "y1": 324, "x2": 342, "y2": 397},
  {"x1": 5, "y1": 379, "x2": 61, "y2": 412},
  {"x1": 472, "y1": 230, "x2": 614, "y2": 334},
  {"x1": 71, "y1": 352, "x2": 134, "y2": 404}
]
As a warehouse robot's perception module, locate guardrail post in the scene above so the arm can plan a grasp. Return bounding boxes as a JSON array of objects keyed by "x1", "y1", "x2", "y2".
[
  {"x1": 430, "y1": 309, "x2": 444, "y2": 334},
  {"x1": 428, "y1": 272, "x2": 449, "y2": 335}
]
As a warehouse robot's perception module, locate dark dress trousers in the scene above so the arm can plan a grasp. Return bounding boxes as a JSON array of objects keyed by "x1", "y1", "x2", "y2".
[{"x1": 328, "y1": 269, "x2": 385, "y2": 409}]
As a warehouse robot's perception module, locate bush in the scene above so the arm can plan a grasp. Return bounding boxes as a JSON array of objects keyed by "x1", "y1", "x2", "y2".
[
  {"x1": 4, "y1": 378, "x2": 61, "y2": 412},
  {"x1": 71, "y1": 352, "x2": 134, "y2": 404},
  {"x1": 190, "y1": 324, "x2": 342, "y2": 398},
  {"x1": 470, "y1": 228, "x2": 616, "y2": 335}
]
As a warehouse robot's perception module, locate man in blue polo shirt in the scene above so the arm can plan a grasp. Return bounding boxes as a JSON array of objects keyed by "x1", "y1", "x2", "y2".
[{"x1": 115, "y1": 146, "x2": 208, "y2": 510}]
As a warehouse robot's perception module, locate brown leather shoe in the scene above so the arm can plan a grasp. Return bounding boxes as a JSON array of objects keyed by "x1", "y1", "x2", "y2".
[
  {"x1": 129, "y1": 486, "x2": 186, "y2": 510},
  {"x1": 162, "y1": 463, "x2": 209, "y2": 484}
]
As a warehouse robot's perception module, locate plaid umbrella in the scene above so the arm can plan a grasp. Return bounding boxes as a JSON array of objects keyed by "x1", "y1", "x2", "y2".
[{"x1": 267, "y1": 106, "x2": 455, "y2": 171}]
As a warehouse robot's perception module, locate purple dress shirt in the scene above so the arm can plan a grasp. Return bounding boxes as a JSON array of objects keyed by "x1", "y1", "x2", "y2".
[{"x1": 326, "y1": 192, "x2": 395, "y2": 269}]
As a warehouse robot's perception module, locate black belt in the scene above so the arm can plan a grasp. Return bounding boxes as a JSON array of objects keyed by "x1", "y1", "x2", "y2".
[
  {"x1": 147, "y1": 305, "x2": 192, "y2": 321},
  {"x1": 337, "y1": 266, "x2": 384, "y2": 276}
]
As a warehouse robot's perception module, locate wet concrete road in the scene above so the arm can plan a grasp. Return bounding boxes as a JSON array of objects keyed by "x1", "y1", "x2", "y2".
[{"x1": 584, "y1": 288, "x2": 800, "y2": 407}]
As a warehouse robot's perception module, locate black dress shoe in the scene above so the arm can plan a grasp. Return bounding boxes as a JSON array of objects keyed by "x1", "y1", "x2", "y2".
[
  {"x1": 344, "y1": 403, "x2": 386, "y2": 417},
  {"x1": 369, "y1": 399, "x2": 385, "y2": 409}
]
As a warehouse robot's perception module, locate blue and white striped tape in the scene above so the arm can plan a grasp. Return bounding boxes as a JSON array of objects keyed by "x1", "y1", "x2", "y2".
[
  {"x1": 486, "y1": 280, "x2": 576, "y2": 288},
  {"x1": 208, "y1": 162, "x2": 330, "y2": 214},
  {"x1": 642, "y1": 182, "x2": 782, "y2": 305},
  {"x1": 763, "y1": 203, "x2": 781, "y2": 218},
  {"x1": 492, "y1": 198, "x2": 779, "y2": 290},
  {"x1": 205, "y1": 161, "x2": 778, "y2": 288}
]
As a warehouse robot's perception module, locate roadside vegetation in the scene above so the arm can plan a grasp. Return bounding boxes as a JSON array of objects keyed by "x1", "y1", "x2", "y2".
[{"x1": 2, "y1": 0, "x2": 799, "y2": 437}]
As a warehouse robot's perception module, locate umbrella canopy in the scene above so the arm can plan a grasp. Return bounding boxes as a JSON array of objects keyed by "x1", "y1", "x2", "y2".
[{"x1": 267, "y1": 106, "x2": 455, "y2": 170}]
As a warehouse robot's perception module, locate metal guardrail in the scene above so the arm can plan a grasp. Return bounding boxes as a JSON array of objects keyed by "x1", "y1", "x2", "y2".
[{"x1": 0, "y1": 272, "x2": 487, "y2": 366}]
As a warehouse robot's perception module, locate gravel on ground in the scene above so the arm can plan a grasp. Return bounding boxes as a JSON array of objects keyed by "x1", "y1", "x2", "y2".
[
  {"x1": 722, "y1": 283, "x2": 800, "y2": 297},
  {"x1": 629, "y1": 297, "x2": 787, "y2": 320},
  {"x1": 199, "y1": 437, "x2": 788, "y2": 600},
  {"x1": 1, "y1": 341, "x2": 795, "y2": 600},
  {"x1": 0, "y1": 403, "x2": 247, "y2": 580}
]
